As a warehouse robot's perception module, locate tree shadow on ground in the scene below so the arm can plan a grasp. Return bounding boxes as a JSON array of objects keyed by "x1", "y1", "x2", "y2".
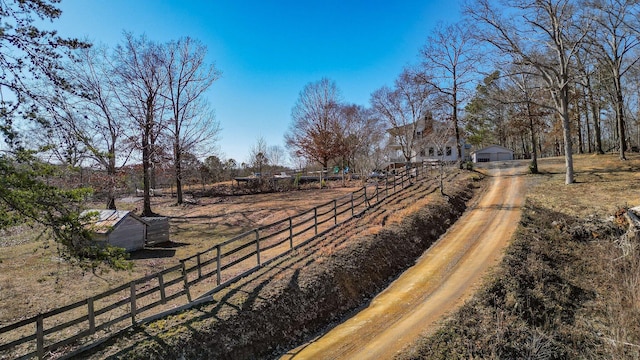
[{"x1": 129, "y1": 242, "x2": 189, "y2": 260}]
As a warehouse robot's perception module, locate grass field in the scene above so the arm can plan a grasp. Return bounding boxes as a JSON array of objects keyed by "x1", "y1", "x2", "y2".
[
  {"x1": 399, "y1": 153, "x2": 640, "y2": 359},
  {"x1": 529, "y1": 153, "x2": 640, "y2": 217},
  {"x1": 0, "y1": 184, "x2": 361, "y2": 326},
  {"x1": 3, "y1": 153, "x2": 639, "y2": 359}
]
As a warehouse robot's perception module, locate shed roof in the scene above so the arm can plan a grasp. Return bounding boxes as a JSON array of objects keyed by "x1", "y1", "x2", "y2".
[
  {"x1": 81, "y1": 210, "x2": 147, "y2": 235},
  {"x1": 471, "y1": 144, "x2": 514, "y2": 155}
]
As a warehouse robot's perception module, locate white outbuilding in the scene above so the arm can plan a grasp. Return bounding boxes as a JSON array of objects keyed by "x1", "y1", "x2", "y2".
[
  {"x1": 471, "y1": 145, "x2": 514, "y2": 163},
  {"x1": 82, "y1": 210, "x2": 148, "y2": 252}
]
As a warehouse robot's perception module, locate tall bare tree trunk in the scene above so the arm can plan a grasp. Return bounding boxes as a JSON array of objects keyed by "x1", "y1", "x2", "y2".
[
  {"x1": 106, "y1": 144, "x2": 117, "y2": 210},
  {"x1": 583, "y1": 91, "x2": 592, "y2": 153},
  {"x1": 175, "y1": 139, "x2": 183, "y2": 204},
  {"x1": 142, "y1": 126, "x2": 153, "y2": 216},
  {"x1": 149, "y1": 132, "x2": 158, "y2": 190},
  {"x1": 560, "y1": 90, "x2": 575, "y2": 184},
  {"x1": 453, "y1": 79, "x2": 463, "y2": 169},
  {"x1": 615, "y1": 75, "x2": 627, "y2": 160},
  {"x1": 526, "y1": 101, "x2": 538, "y2": 174},
  {"x1": 575, "y1": 96, "x2": 584, "y2": 154},
  {"x1": 588, "y1": 77, "x2": 605, "y2": 154}
]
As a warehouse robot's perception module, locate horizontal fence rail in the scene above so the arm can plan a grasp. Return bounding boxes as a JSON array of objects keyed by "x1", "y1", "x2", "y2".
[{"x1": 0, "y1": 164, "x2": 438, "y2": 359}]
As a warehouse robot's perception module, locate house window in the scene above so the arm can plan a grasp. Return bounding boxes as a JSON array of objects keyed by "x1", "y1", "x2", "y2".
[
  {"x1": 446, "y1": 146, "x2": 452, "y2": 156},
  {"x1": 419, "y1": 149, "x2": 426, "y2": 157},
  {"x1": 428, "y1": 147, "x2": 434, "y2": 156},
  {"x1": 437, "y1": 148, "x2": 443, "y2": 156}
]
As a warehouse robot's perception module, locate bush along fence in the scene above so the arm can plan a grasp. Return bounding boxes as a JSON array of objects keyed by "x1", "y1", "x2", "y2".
[{"x1": 0, "y1": 164, "x2": 435, "y2": 359}]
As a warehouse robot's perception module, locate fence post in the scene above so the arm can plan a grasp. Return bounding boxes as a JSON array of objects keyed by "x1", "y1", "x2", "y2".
[
  {"x1": 130, "y1": 282, "x2": 137, "y2": 325},
  {"x1": 289, "y1": 217, "x2": 294, "y2": 249},
  {"x1": 216, "y1": 245, "x2": 221, "y2": 285},
  {"x1": 364, "y1": 186, "x2": 369, "y2": 208},
  {"x1": 88, "y1": 297, "x2": 96, "y2": 334},
  {"x1": 393, "y1": 173, "x2": 397, "y2": 192},
  {"x1": 314, "y1": 208, "x2": 318, "y2": 235},
  {"x1": 385, "y1": 174, "x2": 389, "y2": 198},
  {"x1": 333, "y1": 199, "x2": 337, "y2": 224},
  {"x1": 36, "y1": 315, "x2": 44, "y2": 360},
  {"x1": 158, "y1": 273, "x2": 167, "y2": 304},
  {"x1": 181, "y1": 261, "x2": 192, "y2": 303},
  {"x1": 255, "y1": 229, "x2": 261, "y2": 266},
  {"x1": 197, "y1": 253, "x2": 202, "y2": 279},
  {"x1": 350, "y1": 193, "x2": 354, "y2": 216}
]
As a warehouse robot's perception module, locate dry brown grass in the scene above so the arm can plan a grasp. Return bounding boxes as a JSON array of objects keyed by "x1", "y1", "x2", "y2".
[
  {"x1": 398, "y1": 153, "x2": 640, "y2": 359},
  {"x1": 0, "y1": 186, "x2": 359, "y2": 327},
  {"x1": 387, "y1": 196, "x2": 439, "y2": 226},
  {"x1": 529, "y1": 153, "x2": 640, "y2": 217},
  {"x1": 73, "y1": 169, "x2": 476, "y2": 360}
]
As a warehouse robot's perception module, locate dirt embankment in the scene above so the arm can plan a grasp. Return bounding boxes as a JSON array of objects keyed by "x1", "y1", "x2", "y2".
[
  {"x1": 398, "y1": 202, "x2": 628, "y2": 359},
  {"x1": 80, "y1": 172, "x2": 479, "y2": 359},
  {"x1": 284, "y1": 162, "x2": 526, "y2": 359}
]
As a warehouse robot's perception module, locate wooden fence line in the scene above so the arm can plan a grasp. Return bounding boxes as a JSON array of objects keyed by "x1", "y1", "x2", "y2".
[{"x1": 0, "y1": 164, "x2": 433, "y2": 359}]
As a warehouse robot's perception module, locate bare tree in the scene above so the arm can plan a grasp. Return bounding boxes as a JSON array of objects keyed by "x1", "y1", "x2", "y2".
[
  {"x1": 58, "y1": 46, "x2": 133, "y2": 209},
  {"x1": 249, "y1": 136, "x2": 269, "y2": 177},
  {"x1": 467, "y1": 0, "x2": 590, "y2": 184},
  {"x1": 371, "y1": 67, "x2": 436, "y2": 163},
  {"x1": 425, "y1": 120, "x2": 456, "y2": 195},
  {"x1": 585, "y1": 0, "x2": 640, "y2": 160},
  {"x1": 163, "y1": 37, "x2": 221, "y2": 204},
  {"x1": 289, "y1": 149, "x2": 308, "y2": 173},
  {"x1": 112, "y1": 33, "x2": 167, "y2": 216},
  {"x1": 627, "y1": 63, "x2": 640, "y2": 149},
  {"x1": 267, "y1": 144, "x2": 286, "y2": 169},
  {"x1": 339, "y1": 104, "x2": 386, "y2": 178},
  {"x1": 34, "y1": 44, "x2": 139, "y2": 209},
  {"x1": 285, "y1": 78, "x2": 344, "y2": 183},
  {"x1": 224, "y1": 158, "x2": 238, "y2": 179},
  {"x1": 420, "y1": 21, "x2": 481, "y2": 167},
  {"x1": 575, "y1": 45, "x2": 606, "y2": 154},
  {"x1": 506, "y1": 66, "x2": 551, "y2": 173}
]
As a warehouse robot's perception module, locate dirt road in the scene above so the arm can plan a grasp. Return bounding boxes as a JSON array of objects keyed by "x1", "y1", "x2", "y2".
[{"x1": 280, "y1": 162, "x2": 526, "y2": 360}]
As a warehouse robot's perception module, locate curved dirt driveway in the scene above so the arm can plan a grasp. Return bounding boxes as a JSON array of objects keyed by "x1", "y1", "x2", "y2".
[{"x1": 280, "y1": 162, "x2": 527, "y2": 360}]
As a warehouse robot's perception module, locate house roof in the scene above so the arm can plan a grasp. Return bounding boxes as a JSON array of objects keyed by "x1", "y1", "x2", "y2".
[
  {"x1": 471, "y1": 144, "x2": 514, "y2": 155},
  {"x1": 387, "y1": 118, "x2": 430, "y2": 133},
  {"x1": 81, "y1": 209, "x2": 147, "y2": 234}
]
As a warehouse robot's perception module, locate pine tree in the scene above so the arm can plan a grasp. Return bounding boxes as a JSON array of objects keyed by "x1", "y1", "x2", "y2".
[{"x1": 0, "y1": 0, "x2": 129, "y2": 269}]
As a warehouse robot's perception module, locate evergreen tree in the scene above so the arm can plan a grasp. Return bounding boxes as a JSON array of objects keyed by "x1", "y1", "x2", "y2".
[{"x1": 0, "y1": 0, "x2": 129, "y2": 269}]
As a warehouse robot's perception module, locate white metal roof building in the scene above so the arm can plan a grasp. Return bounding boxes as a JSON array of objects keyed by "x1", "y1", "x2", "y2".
[
  {"x1": 471, "y1": 145, "x2": 514, "y2": 163},
  {"x1": 81, "y1": 210, "x2": 148, "y2": 252}
]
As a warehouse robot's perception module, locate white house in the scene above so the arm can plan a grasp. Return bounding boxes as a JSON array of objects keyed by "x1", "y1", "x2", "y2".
[
  {"x1": 471, "y1": 145, "x2": 514, "y2": 163},
  {"x1": 387, "y1": 119, "x2": 468, "y2": 167},
  {"x1": 82, "y1": 210, "x2": 148, "y2": 252}
]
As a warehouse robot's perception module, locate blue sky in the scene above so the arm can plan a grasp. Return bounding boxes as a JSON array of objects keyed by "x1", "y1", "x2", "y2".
[{"x1": 51, "y1": 1, "x2": 463, "y2": 164}]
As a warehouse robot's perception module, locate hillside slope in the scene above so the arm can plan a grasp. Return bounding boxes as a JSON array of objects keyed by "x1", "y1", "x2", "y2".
[
  {"x1": 77, "y1": 170, "x2": 479, "y2": 359},
  {"x1": 398, "y1": 154, "x2": 640, "y2": 359},
  {"x1": 280, "y1": 161, "x2": 526, "y2": 359}
]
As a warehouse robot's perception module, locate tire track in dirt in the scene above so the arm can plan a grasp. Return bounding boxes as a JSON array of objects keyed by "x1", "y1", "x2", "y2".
[{"x1": 280, "y1": 162, "x2": 526, "y2": 360}]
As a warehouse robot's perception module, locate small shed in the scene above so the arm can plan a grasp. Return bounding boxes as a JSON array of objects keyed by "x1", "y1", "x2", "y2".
[
  {"x1": 472, "y1": 145, "x2": 514, "y2": 163},
  {"x1": 142, "y1": 216, "x2": 170, "y2": 246},
  {"x1": 82, "y1": 210, "x2": 148, "y2": 252}
]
